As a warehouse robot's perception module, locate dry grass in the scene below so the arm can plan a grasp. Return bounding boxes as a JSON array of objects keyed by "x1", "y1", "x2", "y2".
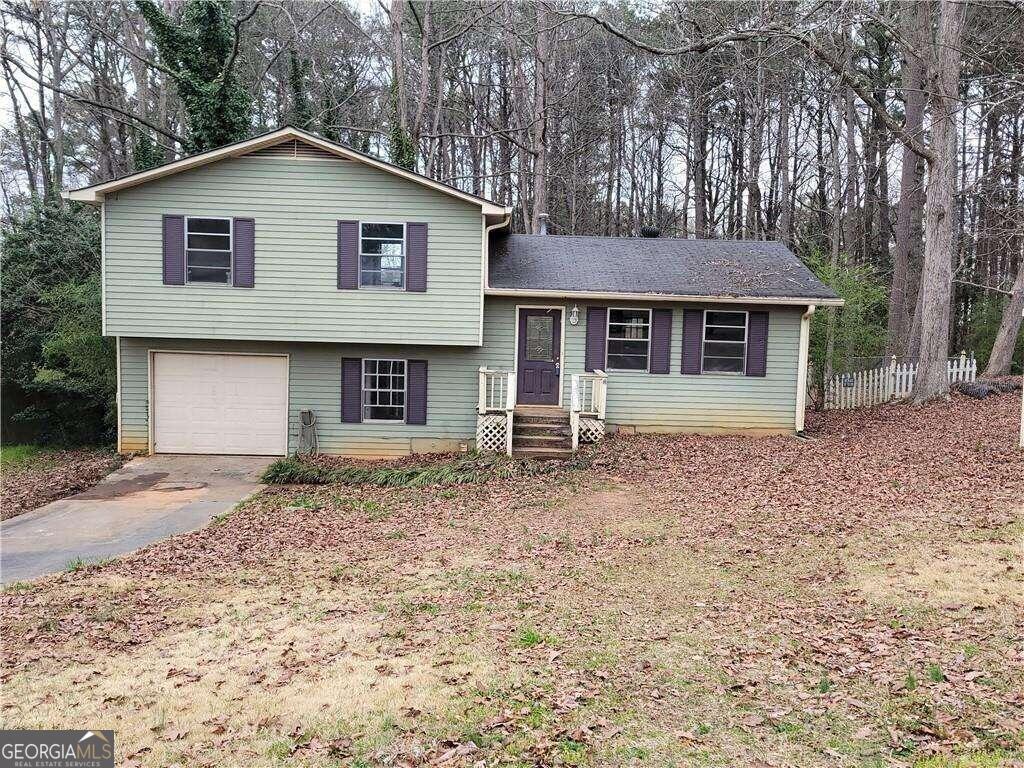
[
  {"x1": 2, "y1": 393, "x2": 1023, "y2": 767},
  {"x1": 851, "y1": 533, "x2": 1024, "y2": 613}
]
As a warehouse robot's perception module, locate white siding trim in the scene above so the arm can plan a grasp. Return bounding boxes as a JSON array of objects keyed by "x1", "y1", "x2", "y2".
[
  {"x1": 115, "y1": 335, "x2": 122, "y2": 453},
  {"x1": 795, "y1": 305, "x2": 815, "y2": 432},
  {"x1": 101, "y1": 202, "x2": 107, "y2": 335}
]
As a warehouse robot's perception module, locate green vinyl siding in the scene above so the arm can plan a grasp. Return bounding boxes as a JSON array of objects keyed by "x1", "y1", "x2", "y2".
[
  {"x1": 119, "y1": 337, "x2": 487, "y2": 456},
  {"x1": 104, "y1": 154, "x2": 483, "y2": 346},
  {"x1": 483, "y1": 297, "x2": 801, "y2": 432},
  {"x1": 118, "y1": 300, "x2": 802, "y2": 456}
]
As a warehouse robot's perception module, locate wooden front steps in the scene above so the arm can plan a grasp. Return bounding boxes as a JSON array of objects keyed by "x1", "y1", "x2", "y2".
[{"x1": 512, "y1": 407, "x2": 572, "y2": 459}]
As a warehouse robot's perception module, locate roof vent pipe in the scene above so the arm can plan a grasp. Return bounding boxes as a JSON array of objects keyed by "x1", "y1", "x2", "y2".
[{"x1": 538, "y1": 213, "x2": 549, "y2": 235}]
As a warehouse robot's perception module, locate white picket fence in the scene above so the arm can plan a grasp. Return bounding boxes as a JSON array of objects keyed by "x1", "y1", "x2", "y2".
[{"x1": 823, "y1": 352, "x2": 977, "y2": 410}]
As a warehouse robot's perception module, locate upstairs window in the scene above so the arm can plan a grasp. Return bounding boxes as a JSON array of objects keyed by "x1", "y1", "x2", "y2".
[
  {"x1": 360, "y1": 223, "x2": 405, "y2": 288},
  {"x1": 363, "y1": 358, "x2": 406, "y2": 422},
  {"x1": 607, "y1": 308, "x2": 651, "y2": 371},
  {"x1": 186, "y1": 217, "x2": 232, "y2": 284},
  {"x1": 702, "y1": 310, "x2": 748, "y2": 373}
]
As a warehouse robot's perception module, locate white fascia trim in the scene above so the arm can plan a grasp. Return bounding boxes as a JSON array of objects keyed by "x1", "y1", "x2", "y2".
[
  {"x1": 485, "y1": 287, "x2": 844, "y2": 307},
  {"x1": 66, "y1": 127, "x2": 511, "y2": 216}
]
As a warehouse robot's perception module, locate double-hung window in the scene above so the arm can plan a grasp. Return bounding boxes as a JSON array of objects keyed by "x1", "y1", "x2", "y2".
[
  {"x1": 363, "y1": 359, "x2": 406, "y2": 422},
  {"x1": 186, "y1": 217, "x2": 232, "y2": 284},
  {"x1": 702, "y1": 310, "x2": 748, "y2": 373},
  {"x1": 360, "y1": 223, "x2": 405, "y2": 288},
  {"x1": 606, "y1": 309, "x2": 651, "y2": 371}
]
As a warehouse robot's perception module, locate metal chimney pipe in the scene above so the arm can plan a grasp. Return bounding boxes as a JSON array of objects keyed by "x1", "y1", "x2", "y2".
[{"x1": 538, "y1": 213, "x2": 549, "y2": 235}]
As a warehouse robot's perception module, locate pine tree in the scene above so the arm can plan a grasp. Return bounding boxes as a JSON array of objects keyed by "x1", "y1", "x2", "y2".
[{"x1": 136, "y1": 0, "x2": 254, "y2": 152}]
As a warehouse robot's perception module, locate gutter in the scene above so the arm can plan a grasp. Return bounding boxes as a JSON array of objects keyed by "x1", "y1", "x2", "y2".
[{"x1": 484, "y1": 286, "x2": 844, "y2": 308}]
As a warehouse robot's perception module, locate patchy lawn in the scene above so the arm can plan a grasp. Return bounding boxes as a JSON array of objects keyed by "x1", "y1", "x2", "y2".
[
  {"x1": 1, "y1": 393, "x2": 1022, "y2": 767},
  {"x1": 0, "y1": 445, "x2": 123, "y2": 519}
]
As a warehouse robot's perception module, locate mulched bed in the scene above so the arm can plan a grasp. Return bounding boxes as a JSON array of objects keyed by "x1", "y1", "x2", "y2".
[{"x1": 1, "y1": 448, "x2": 124, "y2": 520}]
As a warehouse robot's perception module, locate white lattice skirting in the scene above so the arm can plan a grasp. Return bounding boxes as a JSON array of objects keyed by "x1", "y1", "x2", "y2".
[
  {"x1": 578, "y1": 418, "x2": 605, "y2": 443},
  {"x1": 476, "y1": 413, "x2": 508, "y2": 452}
]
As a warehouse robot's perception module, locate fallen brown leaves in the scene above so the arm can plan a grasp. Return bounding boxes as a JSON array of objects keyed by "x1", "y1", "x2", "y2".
[
  {"x1": 0, "y1": 447, "x2": 123, "y2": 519},
  {"x1": 1, "y1": 392, "x2": 1022, "y2": 767}
]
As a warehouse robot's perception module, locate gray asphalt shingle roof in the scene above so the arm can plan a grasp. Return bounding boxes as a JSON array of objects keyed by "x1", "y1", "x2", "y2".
[{"x1": 488, "y1": 234, "x2": 839, "y2": 301}]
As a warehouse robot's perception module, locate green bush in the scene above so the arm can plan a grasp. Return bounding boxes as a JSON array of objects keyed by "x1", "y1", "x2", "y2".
[
  {"x1": 261, "y1": 451, "x2": 590, "y2": 488},
  {"x1": 1, "y1": 201, "x2": 111, "y2": 445},
  {"x1": 803, "y1": 248, "x2": 888, "y2": 384}
]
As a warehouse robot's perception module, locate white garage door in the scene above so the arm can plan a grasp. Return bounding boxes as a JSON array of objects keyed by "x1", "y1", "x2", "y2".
[{"x1": 152, "y1": 352, "x2": 288, "y2": 455}]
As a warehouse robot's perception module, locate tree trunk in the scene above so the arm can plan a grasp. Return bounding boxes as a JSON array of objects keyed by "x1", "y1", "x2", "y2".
[
  {"x1": 888, "y1": 0, "x2": 928, "y2": 356},
  {"x1": 691, "y1": 91, "x2": 708, "y2": 238},
  {"x1": 983, "y1": 266, "x2": 1024, "y2": 376},
  {"x1": 777, "y1": 83, "x2": 792, "y2": 245},
  {"x1": 529, "y1": 2, "x2": 549, "y2": 233},
  {"x1": 913, "y1": 0, "x2": 965, "y2": 403}
]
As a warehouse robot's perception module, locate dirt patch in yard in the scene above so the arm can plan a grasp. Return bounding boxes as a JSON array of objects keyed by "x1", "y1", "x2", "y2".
[
  {"x1": 0, "y1": 447, "x2": 124, "y2": 519},
  {"x1": 1, "y1": 392, "x2": 1022, "y2": 767}
]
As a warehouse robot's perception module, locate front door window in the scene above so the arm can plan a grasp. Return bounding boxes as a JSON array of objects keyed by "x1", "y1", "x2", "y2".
[{"x1": 526, "y1": 315, "x2": 554, "y2": 361}]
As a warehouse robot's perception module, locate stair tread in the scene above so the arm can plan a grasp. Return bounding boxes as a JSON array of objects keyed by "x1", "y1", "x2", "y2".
[
  {"x1": 513, "y1": 446, "x2": 574, "y2": 459},
  {"x1": 514, "y1": 414, "x2": 571, "y2": 424}
]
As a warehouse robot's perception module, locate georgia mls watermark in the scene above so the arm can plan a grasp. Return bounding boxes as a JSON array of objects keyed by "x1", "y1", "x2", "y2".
[{"x1": 0, "y1": 731, "x2": 114, "y2": 768}]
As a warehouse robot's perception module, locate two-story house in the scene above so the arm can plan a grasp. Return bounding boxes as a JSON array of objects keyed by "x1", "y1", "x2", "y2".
[{"x1": 67, "y1": 127, "x2": 841, "y2": 458}]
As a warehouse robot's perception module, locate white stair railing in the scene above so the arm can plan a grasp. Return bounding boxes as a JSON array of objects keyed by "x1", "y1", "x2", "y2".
[
  {"x1": 570, "y1": 370, "x2": 608, "y2": 450},
  {"x1": 505, "y1": 371, "x2": 516, "y2": 456},
  {"x1": 477, "y1": 368, "x2": 516, "y2": 455}
]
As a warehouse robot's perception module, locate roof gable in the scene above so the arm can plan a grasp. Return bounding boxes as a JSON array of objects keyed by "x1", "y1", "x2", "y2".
[{"x1": 66, "y1": 127, "x2": 509, "y2": 216}]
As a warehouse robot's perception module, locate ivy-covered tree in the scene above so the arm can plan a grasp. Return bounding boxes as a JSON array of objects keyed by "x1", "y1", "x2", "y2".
[
  {"x1": 388, "y1": 79, "x2": 416, "y2": 170},
  {"x1": 288, "y1": 50, "x2": 313, "y2": 131},
  {"x1": 132, "y1": 128, "x2": 166, "y2": 170},
  {"x1": 136, "y1": 0, "x2": 257, "y2": 152}
]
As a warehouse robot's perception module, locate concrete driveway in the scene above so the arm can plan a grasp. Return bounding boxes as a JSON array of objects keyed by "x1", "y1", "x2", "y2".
[{"x1": 1, "y1": 455, "x2": 269, "y2": 583}]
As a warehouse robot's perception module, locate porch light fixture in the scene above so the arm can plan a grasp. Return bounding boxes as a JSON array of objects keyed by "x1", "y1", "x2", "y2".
[{"x1": 568, "y1": 305, "x2": 580, "y2": 326}]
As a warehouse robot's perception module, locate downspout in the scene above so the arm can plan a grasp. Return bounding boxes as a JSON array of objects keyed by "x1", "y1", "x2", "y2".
[
  {"x1": 795, "y1": 304, "x2": 816, "y2": 435},
  {"x1": 481, "y1": 213, "x2": 512, "y2": 345},
  {"x1": 483, "y1": 213, "x2": 512, "y2": 290}
]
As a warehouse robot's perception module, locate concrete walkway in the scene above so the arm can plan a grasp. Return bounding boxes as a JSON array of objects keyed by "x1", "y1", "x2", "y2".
[{"x1": 1, "y1": 455, "x2": 269, "y2": 583}]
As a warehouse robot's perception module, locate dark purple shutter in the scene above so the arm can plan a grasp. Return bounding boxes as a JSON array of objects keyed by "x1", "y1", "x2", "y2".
[
  {"x1": 406, "y1": 360, "x2": 427, "y2": 424},
  {"x1": 406, "y1": 222, "x2": 428, "y2": 292},
  {"x1": 341, "y1": 358, "x2": 362, "y2": 423},
  {"x1": 232, "y1": 218, "x2": 255, "y2": 287},
  {"x1": 649, "y1": 308, "x2": 673, "y2": 374},
  {"x1": 162, "y1": 215, "x2": 185, "y2": 285},
  {"x1": 585, "y1": 307, "x2": 607, "y2": 372},
  {"x1": 681, "y1": 309, "x2": 703, "y2": 375},
  {"x1": 745, "y1": 311, "x2": 769, "y2": 377},
  {"x1": 337, "y1": 220, "x2": 359, "y2": 289}
]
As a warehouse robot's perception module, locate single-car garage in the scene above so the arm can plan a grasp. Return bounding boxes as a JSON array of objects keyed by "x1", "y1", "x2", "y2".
[{"x1": 150, "y1": 351, "x2": 289, "y2": 455}]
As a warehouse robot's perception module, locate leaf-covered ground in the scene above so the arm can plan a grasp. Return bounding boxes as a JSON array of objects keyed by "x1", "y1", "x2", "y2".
[
  {"x1": 1, "y1": 393, "x2": 1022, "y2": 767},
  {"x1": 0, "y1": 445, "x2": 123, "y2": 519}
]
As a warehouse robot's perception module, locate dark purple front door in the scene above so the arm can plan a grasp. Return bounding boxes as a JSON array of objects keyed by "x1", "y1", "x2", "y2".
[{"x1": 517, "y1": 308, "x2": 561, "y2": 405}]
